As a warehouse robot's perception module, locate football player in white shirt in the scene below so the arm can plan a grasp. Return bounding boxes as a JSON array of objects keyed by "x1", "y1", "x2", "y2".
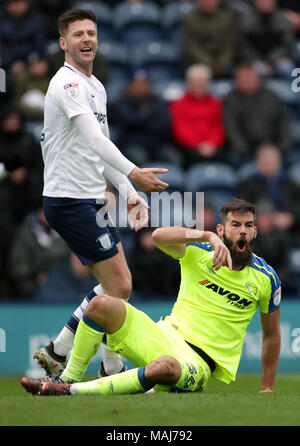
[{"x1": 34, "y1": 8, "x2": 169, "y2": 378}]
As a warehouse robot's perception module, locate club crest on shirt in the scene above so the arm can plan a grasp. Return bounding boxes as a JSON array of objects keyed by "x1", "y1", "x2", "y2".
[
  {"x1": 206, "y1": 265, "x2": 215, "y2": 275},
  {"x1": 245, "y1": 283, "x2": 258, "y2": 296},
  {"x1": 64, "y1": 82, "x2": 79, "y2": 97}
]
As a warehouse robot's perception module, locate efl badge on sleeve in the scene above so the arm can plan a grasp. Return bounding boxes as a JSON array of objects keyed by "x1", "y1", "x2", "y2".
[
  {"x1": 64, "y1": 82, "x2": 79, "y2": 97},
  {"x1": 273, "y1": 286, "x2": 281, "y2": 306}
]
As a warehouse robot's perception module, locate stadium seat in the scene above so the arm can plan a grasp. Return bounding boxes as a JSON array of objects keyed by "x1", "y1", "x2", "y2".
[
  {"x1": 152, "y1": 79, "x2": 186, "y2": 102},
  {"x1": 98, "y1": 42, "x2": 129, "y2": 80},
  {"x1": 46, "y1": 40, "x2": 60, "y2": 57},
  {"x1": 287, "y1": 161, "x2": 300, "y2": 186},
  {"x1": 104, "y1": 78, "x2": 127, "y2": 106},
  {"x1": 210, "y1": 79, "x2": 234, "y2": 98},
  {"x1": 129, "y1": 41, "x2": 183, "y2": 82},
  {"x1": 288, "y1": 248, "x2": 300, "y2": 274},
  {"x1": 142, "y1": 162, "x2": 185, "y2": 192},
  {"x1": 237, "y1": 161, "x2": 258, "y2": 182},
  {"x1": 161, "y1": 1, "x2": 196, "y2": 44},
  {"x1": 113, "y1": 1, "x2": 162, "y2": 46},
  {"x1": 284, "y1": 150, "x2": 300, "y2": 168},
  {"x1": 185, "y1": 162, "x2": 238, "y2": 214},
  {"x1": 24, "y1": 120, "x2": 44, "y2": 143},
  {"x1": 73, "y1": 1, "x2": 114, "y2": 43},
  {"x1": 293, "y1": 39, "x2": 300, "y2": 65},
  {"x1": 186, "y1": 162, "x2": 238, "y2": 192},
  {"x1": 264, "y1": 79, "x2": 296, "y2": 106},
  {"x1": 288, "y1": 248, "x2": 300, "y2": 293},
  {"x1": 290, "y1": 121, "x2": 300, "y2": 146}
]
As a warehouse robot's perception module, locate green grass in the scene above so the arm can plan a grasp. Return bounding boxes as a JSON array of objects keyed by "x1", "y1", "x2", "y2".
[{"x1": 0, "y1": 374, "x2": 300, "y2": 426}]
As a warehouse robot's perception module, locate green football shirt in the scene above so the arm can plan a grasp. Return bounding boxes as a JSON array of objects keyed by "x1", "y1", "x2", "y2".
[{"x1": 165, "y1": 242, "x2": 281, "y2": 384}]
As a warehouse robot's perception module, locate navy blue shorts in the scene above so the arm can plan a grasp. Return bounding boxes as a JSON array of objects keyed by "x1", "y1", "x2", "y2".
[{"x1": 43, "y1": 196, "x2": 121, "y2": 265}]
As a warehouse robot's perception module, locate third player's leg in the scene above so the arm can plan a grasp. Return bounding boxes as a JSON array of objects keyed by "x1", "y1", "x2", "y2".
[{"x1": 88, "y1": 241, "x2": 132, "y2": 300}]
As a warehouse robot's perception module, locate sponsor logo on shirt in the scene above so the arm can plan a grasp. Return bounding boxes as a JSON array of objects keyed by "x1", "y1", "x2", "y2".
[
  {"x1": 94, "y1": 112, "x2": 107, "y2": 124},
  {"x1": 199, "y1": 280, "x2": 253, "y2": 309}
]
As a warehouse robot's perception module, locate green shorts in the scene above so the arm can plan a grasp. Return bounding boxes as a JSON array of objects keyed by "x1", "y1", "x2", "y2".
[{"x1": 106, "y1": 302, "x2": 211, "y2": 392}]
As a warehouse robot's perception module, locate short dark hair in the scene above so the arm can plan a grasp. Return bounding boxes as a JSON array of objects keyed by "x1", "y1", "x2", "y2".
[
  {"x1": 57, "y1": 9, "x2": 97, "y2": 36},
  {"x1": 220, "y1": 198, "x2": 257, "y2": 225}
]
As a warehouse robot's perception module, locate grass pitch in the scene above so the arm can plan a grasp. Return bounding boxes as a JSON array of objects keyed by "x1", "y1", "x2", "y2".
[{"x1": 0, "y1": 374, "x2": 299, "y2": 426}]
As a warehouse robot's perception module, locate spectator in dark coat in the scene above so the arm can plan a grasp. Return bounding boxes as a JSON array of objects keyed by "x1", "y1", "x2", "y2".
[
  {"x1": 181, "y1": 0, "x2": 236, "y2": 77},
  {"x1": 237, "y1": 0, "x2": 295, "y2": 78},
  {"x1": 0, "y1": 108, "x2": 43, "y2": 281},
  {"x1": 278, "y1": 0, "x2": 300, "y2": 37},
  {"x1": 13, "y1": 58, "x2": 50, "y2": 120},
  {"x1": 0, "y1": 106, "x2": 43, "y2": 179},
  {"x1": 112, "y1": 71, "x2": 173, "y2": 165},
  {"x1": 129, "y1": 228, "x2": 180, "y2": 298},
  {"x1": 238, "y1": 143, "x2": 300, "y2": 237},
  {"x1": 251, "y1": 211, "x2": 294, "y2": 293},
  {"x1": 0, "y1": 0, "x2": 46, "y2": 74},
  {"x1": 7, "y1": 208, "x2": 70, "y2": 297},
  {"x1": 224, "y1": 64, "x2": 291, "y2": 163},
  {"x1": 32, "y1": 253, "x2": 98, "y2": 302},
  {"x1": 32, "y1": 0, "x2": 73, "y2": 40}
]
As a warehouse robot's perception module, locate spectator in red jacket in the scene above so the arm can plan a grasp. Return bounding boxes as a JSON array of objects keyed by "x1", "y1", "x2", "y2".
[{"x1": 169, "y1": 64, "x2": 226, "y2": 168}]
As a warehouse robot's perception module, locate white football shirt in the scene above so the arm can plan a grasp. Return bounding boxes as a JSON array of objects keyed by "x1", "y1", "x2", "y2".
[{"x1": 41, "y1": 62, "x2": 134, "y2": 199}]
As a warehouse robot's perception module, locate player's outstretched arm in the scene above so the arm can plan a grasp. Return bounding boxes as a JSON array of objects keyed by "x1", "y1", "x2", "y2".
[
  {"x1": 73, "y1": 114, "x2": 168, "y2": 193},
  {"x1": 128, "y1": 167, "x2": 169, "y2": 193},
  {"x1": 152, "y1": 227, "x2": 232, "y2": 269},
  {"x1": 259, "y1": 309, "x2": 281, "y2": 393}
]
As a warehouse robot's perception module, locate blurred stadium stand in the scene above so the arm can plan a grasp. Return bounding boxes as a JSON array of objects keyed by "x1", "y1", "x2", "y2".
[
  {"x1": 113, "y1": 1, "x2": 162, "y2": 46},
  {"x1": 73, "y1": 1, "x2": 114, "y2": 43},
  {"x1": 185, "y1": 162, "x2": 237, "y2": 214},
  {"x1": 161, "y1": 0, "x2": 195, "y2": 44},
  {"x1": 129, "y1": 41, "x2": 183, "y2": 82}
]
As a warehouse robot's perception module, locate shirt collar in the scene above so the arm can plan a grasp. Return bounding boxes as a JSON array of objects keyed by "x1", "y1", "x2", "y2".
[{"x1": 64, "y1": 62, "x2": 92, "y2": 80}]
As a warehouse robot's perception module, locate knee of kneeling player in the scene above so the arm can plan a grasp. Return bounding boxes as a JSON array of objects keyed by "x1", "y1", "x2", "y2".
[
  {"x1": 85, "y1": 294, "x2": 113, "y2": 322},
  {"x1": 146, "y1": 356, "x2": 181, "y2": 385}
]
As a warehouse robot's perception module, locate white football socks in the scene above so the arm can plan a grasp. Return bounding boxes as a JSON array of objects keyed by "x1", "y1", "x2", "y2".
[
  {"x1": 100, "y1": 342, "x2": 124, "y2": 375},
  {"x1": 53, "y1": 284, "x2": 104, "y2": 357}
]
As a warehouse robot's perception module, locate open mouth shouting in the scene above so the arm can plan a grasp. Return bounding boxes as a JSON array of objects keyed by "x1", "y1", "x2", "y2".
[{"x1": 236, "y1": 239, "x2": 247, "y2": 253}]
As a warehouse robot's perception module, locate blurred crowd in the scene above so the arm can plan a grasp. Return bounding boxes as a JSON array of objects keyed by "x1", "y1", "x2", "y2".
[{"x1": 1, "y1": 0, "x2": 300, "y2": 301}]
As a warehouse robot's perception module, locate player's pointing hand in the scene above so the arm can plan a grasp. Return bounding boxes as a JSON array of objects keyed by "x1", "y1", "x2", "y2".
[
  {"x1": 129, "y1": 167, "x2": 169, "y2": 193},
  {"x1": 208, "y1": 233, "x2": 232, "y2": 270}
]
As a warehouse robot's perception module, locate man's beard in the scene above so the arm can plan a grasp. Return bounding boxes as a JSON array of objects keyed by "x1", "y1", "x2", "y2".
[{"x1": 223, "y1": 233, "x2": 253, "y2": 269}]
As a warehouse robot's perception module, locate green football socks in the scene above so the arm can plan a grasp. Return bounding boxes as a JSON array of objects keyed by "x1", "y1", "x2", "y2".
[
  {"x1": 70, "y1": 366, "x2": 153, "y2": 395},
  {"x1": 61, "y1": 316, "x2": 104, "y2": 383}
]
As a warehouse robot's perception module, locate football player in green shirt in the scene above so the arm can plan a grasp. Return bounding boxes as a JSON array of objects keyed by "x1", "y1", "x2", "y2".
[{"x1": 21, "y1": 198, "x2": 281, "y2": 396}]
